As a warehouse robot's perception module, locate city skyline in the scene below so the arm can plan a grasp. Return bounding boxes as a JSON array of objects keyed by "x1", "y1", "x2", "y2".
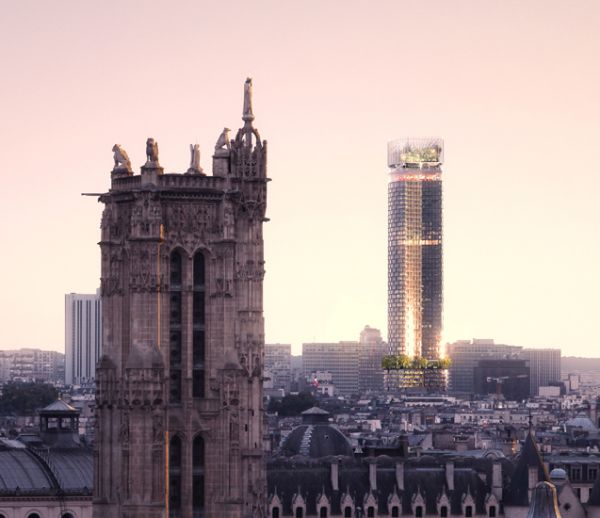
[{"x1": 1, "y1": 1, "x2": 599, "y2": 356}]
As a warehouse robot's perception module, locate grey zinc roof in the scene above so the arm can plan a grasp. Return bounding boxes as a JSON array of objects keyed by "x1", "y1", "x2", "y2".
[
  {"x1": 280, "y1": 424, "x2": 354, "y2": 458},
  {"x1": 41, "y1": 399, "x2": 77, "y2": 413},
  {"x1": 46, "y1": 449, "x2": 93, "y2": 490},
  {"x1": 0, "y1": 450, "x2": 53, "y2": 492}
]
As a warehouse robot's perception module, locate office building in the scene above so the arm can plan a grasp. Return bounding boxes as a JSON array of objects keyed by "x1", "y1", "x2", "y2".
[
  {"x1": 473, "y1": 359, "x2": 530, "y2": 401},
  {"x1": 65, "y1": 291, "x2": 102, "y2": 385},
  {"x1": 358, "y1": 325, "x2": 388, "y2": 393},
  {"x1": 302, "y1": 342, "x2": 360, "y2": 395},
  {"x1": 387, "y1": 138, "x2": 444, "y2": 388},
  {"x1": 446, "y1": 339, "x2": 523, "y2": 394},
  {"x1": 521, "y1": 348, "x2": 561, "y2": 396},
  {"x1": 265, "y1": 343, "x2": 292, "y2": 392},
  {"x1": 0, "y1": 348, "x2": 65, "y2": 383},
  {"x1": 94, "y1": 79, "x2": 267, "y2": 517}
]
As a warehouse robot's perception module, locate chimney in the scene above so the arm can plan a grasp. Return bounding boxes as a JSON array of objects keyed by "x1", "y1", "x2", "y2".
[
  {"x1": 330, "y1": 460, "x2": 339, "y2": 492},
  {"x1": 528, "y1": 466, "x2": 538, "y2": 502},
  {"x1": 446, "y1": 462, "x2": 455, "y2": 492},
  {"x1": 492, "y1": 462, "x2": 503, "y2": 501},
  {"x1": 396, "y1": 462, "x2": 405, "y2": 491},
  {"x1": 369, "y1": 460, "x2": 377, "y2": 491}
]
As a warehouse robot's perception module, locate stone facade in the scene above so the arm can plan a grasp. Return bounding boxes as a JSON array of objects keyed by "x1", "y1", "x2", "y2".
[{"x1": 93, "y1": 79, "x2": 268, "y2": 518}]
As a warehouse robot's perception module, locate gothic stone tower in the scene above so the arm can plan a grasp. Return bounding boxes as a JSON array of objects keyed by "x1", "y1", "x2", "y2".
[{"x1": 94, "y1": 79, "x2": 268, "y2": 518}]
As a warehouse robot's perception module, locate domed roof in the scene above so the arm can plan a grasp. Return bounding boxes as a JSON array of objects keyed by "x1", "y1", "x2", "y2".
[
  {"x1": 565, "y1": 414, "x2": 597, "y2": 432},
  {"x1": 280, "y1": 423, "x2": 353, "y2": 458},
  {"x1": 550, "y1": 468, "x2": 567, "y2": 480}
]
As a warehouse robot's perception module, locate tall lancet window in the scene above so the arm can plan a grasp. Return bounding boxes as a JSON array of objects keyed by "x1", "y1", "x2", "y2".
[
  {"x1": 192, "y1": 435, "x2": 205, "y2": 517},
  {"x1": 192, "y1": 252, "x2": 205, "y2": 398},
  {"x1": 169, "y1": 251, "x2": 183, "y2": 403},
  {"x1": 169, "y1": 435, "x2": 182, "y2": 517}
]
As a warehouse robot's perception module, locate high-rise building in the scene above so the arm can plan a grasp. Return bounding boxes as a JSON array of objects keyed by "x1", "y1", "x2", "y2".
[
  {"x1": 521, "y1": 348, "x2": 561, "y2": 396},
  {"x1": 302, "y1": 342, "x2": 360, "y2": 395},
  {"x1": 446, "y1": 339, "x2": 523, "y2": 394},
  {"x1": 265, "y1": 343, "x2": 292, "y2": 392},
  {"x1": 94, "y1": 79, "x2": 268, "y2": 518},
  {"x1": 387, "y1": 138, "x2": 444, "y2": 389},
  {"x1": 358, "y1": 325, "x2": 388, "y2": 393},
  {"x1": 65, "y1": 291, "x2": 102, "y2": 385}
]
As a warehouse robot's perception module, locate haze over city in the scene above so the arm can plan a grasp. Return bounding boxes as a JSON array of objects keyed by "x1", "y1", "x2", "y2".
[{"x1": 0, "y1": 0, "x2": 598, "y2": 355}]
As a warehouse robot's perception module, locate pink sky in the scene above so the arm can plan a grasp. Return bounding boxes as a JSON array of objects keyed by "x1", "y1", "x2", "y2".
[{"x1": 0, "y1": 1, "x2": 598, "y2": 355}]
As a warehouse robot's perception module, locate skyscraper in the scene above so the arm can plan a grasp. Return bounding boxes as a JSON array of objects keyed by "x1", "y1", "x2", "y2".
[
  {"x1": 387, "y1": 138, "x2": 444, "y2": 389},
  {"x1": 65, "y1": 291, "x2": 102, "y2": 385},
  {"x1": 94, "y1": 79, "x2": 268, "y2": 518}
]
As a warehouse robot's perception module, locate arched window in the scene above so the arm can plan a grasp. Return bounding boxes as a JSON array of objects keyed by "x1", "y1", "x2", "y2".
[
  {"x1": 320, "y1": 507, "x2": 328, "y2": 517},
  {"x1": 416, "y1": 505, "x2": 423, "y2": 517},
  {"x1": 28, "y1": 514, "x2": 41, "y2": 518},
  {"x1": 465, "y1": 506, "x2": 473, "y2": 518},
  {"x1": 272, "y1": 508, "x2": 280, "y2": 518},
  {"x1": 489, "y1": 506, "x2": 496, "y2": 518},
  {"x1": 169, "y1": 251, "x2": 182, "y2": 403},
  {"x1": 344, "y1": 507, "x2": 353, "y2": 518},
  {"x1": 441, "y1": 506, "x2": 449, "y2": 518},
  {"x1": 192, "y1": 252, "x2": 205, "y2": 398},
  {"x1": 367, "y1": 507, "x2": 375, "y2": 517},
  {"x1": 63, "y1": 514, "x2": 76, "y2": 518},
  {"x1": 193, "y1": 435, "x2": 205, "y2": 517},
  {"x1": 295, "y1": 507, "x2": 304, "y2": 518},
  {"x1": 392, "y1": 506, "x2": 400, "y2": 517},
  {"x1": 169, "y1": 435, "x2": 182, "y2": 516}
]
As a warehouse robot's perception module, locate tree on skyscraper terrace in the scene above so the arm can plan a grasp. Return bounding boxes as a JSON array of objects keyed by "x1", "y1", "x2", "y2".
[{"x1": 381, "y1": 356, "x2": 451, "y2": 370}]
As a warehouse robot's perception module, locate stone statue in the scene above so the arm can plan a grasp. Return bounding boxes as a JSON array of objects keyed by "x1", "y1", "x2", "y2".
[
  {"x1": 112, "y1": 144, "x2": 132, "y2": 173},
  {"x1": 215, "y1": 127, "x2": 231, "y2": 151},
  {"x1": 243, "y1": 77, "x2": 254, "y2": 121},
  {"x1": 146, "y1": 138, "x2": 159, "y2": 165},
  {"x1": 190, "y1": 144, "x2": 201, "y2": 170}
]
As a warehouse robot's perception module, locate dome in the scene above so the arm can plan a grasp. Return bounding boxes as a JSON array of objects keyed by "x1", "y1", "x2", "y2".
[
  {"x1": 565, "y1": 415, "x2": 597, "y2": 433},
  {"x1": 279, "y1": 407, "x2": 353, "y2": 458},
  {"x1": 550, "y1": 468, "x2": 567, "y2": 480},
  {"x1": 280, "y1": 424, "x2": 353, "y2": 458}
]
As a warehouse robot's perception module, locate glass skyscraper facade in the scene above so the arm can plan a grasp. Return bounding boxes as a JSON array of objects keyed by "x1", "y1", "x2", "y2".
[{"x1": 387, "y1": 138, "x2": 444, "y2": 388}]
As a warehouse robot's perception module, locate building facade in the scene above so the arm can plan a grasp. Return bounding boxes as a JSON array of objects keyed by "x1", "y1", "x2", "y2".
[
  {"x1": 387, "y1": 138, "x2": 444, "y2": 389},
  {"x1": 521, "y1": 348, "x2": 561, "y2": 397},
  {"x1": 473, "y1": 359, "x2": 530, "y2": 401},
  {"x1": 446, "y1": 340, "x2": 523, "y2": 394},
  {"x1": 265, "y1": 344, "x2": 292, "y2": 393},
  {"x1": 302, "y1": 342, "x2": 360, "y2": 395},
  {"x1": 94, "y1": 79, "x2": 268, "y2": 518},
  {"x1": 0, "y1": 348, "x2": 65, "y2": 383},
  {"x1": 358, "y1": 325, "x2": 388, "y2": 393},
  {"x1": 65, "y1": 292, "x2": 102, "y2": 385}
]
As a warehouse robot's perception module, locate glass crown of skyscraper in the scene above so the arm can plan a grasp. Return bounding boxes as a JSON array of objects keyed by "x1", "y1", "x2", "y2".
[{"x1": 388, "y1": 138, "x2": 444, "y2": 169}]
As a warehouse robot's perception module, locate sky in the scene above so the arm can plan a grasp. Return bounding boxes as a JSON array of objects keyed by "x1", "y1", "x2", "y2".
[{"x1": 0, "y1": 1, "x2": 598, "y2": 356}]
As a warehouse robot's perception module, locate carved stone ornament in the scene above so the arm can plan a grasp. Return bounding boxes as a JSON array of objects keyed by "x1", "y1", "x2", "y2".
[
  {"x1": 188, "y1": 144, "x2": 203, "y2": 174},
  {"x1": 112, "y1": 144, "x2": 132, "y2": 174},
  {"x1": 165, "y1": 204, "x2": 216, "y2": 250},
  {"x1": 145, "y1": 138, "x2": 160, "y2": 166},
  {"x1": 214, "y1": 127, "x2": 231, "y2": 154}
]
